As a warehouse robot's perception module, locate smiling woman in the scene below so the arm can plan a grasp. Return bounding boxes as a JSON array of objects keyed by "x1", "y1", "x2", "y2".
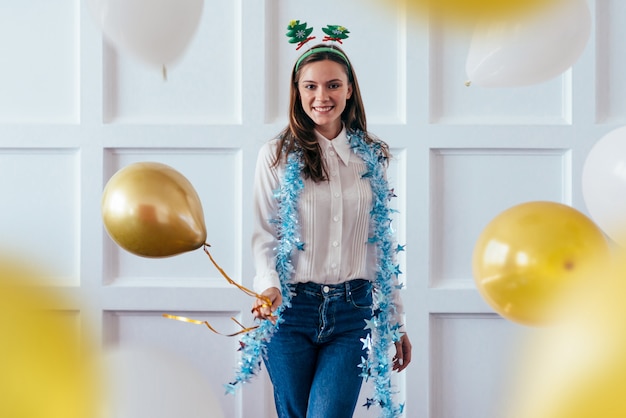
[{"x1": 235, "y1": 38, "x2": 412, "y2": 418}]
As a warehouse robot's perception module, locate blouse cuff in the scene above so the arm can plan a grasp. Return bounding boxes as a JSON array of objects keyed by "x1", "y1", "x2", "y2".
[{"x1": 253, "y1": 270, "x2": 281, "y2": 294}]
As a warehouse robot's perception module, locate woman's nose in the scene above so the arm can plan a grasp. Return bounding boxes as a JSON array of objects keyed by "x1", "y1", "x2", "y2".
[{"x1": 315, "y1": 87, "x2": 329, "y2": 100}]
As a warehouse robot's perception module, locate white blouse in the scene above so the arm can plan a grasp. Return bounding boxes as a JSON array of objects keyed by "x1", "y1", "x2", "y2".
[{"x1": 251, "y1": 127, "x2": 404, "y2": 315}]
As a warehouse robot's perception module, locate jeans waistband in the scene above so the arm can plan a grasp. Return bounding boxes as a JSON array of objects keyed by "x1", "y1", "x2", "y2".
[{"x1": 291, "y1": 279, "x2": 370, "y2": 298}]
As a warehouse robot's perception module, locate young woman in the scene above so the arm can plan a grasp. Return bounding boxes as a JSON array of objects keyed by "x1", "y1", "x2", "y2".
[{"x1": 251, "y1": 43, "x2": 411, "y2": 418}]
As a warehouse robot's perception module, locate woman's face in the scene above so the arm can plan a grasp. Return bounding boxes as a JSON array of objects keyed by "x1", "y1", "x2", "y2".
[{"x1": 297, "y1": 59, "x2": 352, "y2": 139}]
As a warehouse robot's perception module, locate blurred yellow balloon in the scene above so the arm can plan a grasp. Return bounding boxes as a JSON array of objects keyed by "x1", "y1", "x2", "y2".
[
  {"x1": 472, "y1": 201, "x2": 610, "y2": 326},
  {"x1": 402, "y1": 0, "x2": 562, "y2": 26},
  {"x1": 0, "y1": 260, "x2": 99, "y2": 418},
  {"x1": 102, "y1": 162, "x2": 207, "y2": 257},
  {"x1": 506, "y1": 252, "x2": 626, "y2": 418}
]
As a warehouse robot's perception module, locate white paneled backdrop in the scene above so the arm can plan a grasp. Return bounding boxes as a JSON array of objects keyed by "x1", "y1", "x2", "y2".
[{"x1": 0, "y1": 0, "x2": 619, "y2": 417}]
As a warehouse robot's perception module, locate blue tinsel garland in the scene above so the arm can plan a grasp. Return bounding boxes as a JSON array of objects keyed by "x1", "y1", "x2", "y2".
[{"x1": 227, "y1": 130, "x2": 404, "y2": 417}]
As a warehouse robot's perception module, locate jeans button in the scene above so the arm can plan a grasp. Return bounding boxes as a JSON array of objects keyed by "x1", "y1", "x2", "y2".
[{"x1": 323, "y1": 285, "x2": 330, "y2": 294}]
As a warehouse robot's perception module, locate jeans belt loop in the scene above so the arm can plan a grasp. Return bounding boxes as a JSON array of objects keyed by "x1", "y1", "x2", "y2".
[{"x1": 345, "y1": 280, "x2": 351, "y2": 302}]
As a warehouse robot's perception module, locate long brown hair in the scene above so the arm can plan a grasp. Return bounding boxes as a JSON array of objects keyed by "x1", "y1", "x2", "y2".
[{"x1": 273, "y1": 44, "x2": 389, "y2": 182}]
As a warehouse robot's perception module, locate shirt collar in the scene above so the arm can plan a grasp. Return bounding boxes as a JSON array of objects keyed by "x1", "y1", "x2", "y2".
[{"x1": 315, "y1": 126, "x2": 351, "y2": 166}]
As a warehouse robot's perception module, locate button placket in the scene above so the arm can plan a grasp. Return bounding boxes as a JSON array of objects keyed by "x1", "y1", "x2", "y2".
[{"x1": 326, "y1": 143, "x2": 342, "y2": 280}]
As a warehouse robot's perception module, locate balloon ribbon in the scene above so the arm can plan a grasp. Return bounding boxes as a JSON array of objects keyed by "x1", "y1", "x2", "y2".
[
  {"x1": 162, "y1": 313, "x2": 253, "y2": 337},
  {"x1": 163, "y1": 243, "x2": 273, "y2": 336}
]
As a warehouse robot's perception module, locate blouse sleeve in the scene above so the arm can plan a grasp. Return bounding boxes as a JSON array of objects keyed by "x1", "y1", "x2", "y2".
[{"x1": 251, "y1": 141, "x2": 282, "y2": 294}]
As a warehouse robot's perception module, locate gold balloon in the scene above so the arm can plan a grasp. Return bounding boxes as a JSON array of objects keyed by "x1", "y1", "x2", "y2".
[
  {"x1": 101, "y1": 162, "x2": 207, "y2": 257},
  {"x1": 472, "y1": 201, "x2": 610, "y2": 326},
  {"x1": 506, "y1": 253, "x2": 626, "y2": 418}
]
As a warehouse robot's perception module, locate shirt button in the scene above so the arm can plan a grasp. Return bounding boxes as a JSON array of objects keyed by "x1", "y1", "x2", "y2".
[
  {"x1": 331, "y1": 263, "x2": 337, "y2": 269},
  {"x1": 333, "y1": 192, "x2": 340, "y2": 198},
  {"x1": 331, "y1": 171, "x2": 337, "y2": 177},
  {"x1": 329, "y1": 151, "x2": 336, "y2": 157},
  {"x1": 323, "y1": 285, "x2": 330, "y2": 293},
  {"x1": 332, "y1": 241, "x2": 339, "y2": 247},
  {"x1": 333, "y1": 216, "x2": 339, "y2": 222}
]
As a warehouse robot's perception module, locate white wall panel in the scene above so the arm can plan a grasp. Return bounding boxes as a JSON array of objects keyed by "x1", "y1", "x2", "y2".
[
  {"x1": 103, "y1": 148, "x2": 242, "y2": 285},
  {"x1": 0, "y1": 148, "x2": 80, "y2": 284},
  {"x1": 430, "y1": 148, "x2": 571, "y2": 287},
  {"x1": 103, "y1": 310, "x2": 242, "y2": 418},
  {"x1": 102, "y1": 0, "x2": 242, "y2": 124},
  {"x1": 430, "y1": 314, "x2": 525, "y2": 418},
  {"x1": 596, "y1": 0, "x2": 626, "y2": 123},
  {"x1": 0, "y1": 0, "x2": 79, "y2": 124}
]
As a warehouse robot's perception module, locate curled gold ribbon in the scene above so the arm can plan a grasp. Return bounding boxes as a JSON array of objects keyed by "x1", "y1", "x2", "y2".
[
  {"x1": 203, "y1": 243, "x2": 272, "y2": 306},
  {"x1": 163, "y1": 243, "x2": 273, "y2": 336},
  {"x1": 162, "y1": 313, "x2": 256, "y2": 337}
]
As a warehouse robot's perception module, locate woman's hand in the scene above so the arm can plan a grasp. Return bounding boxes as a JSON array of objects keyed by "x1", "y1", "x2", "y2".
[
  {"x1": 393, "y1": 333, "x2": 412, "y2": 372},
  {"x1": 252, "y1": 287, "x2": 282, "y2": 322}
]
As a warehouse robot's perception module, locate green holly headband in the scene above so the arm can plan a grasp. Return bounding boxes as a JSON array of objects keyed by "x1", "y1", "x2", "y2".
[{"x1": 286, "y1": 20, "x2": 351, "y2": 72}]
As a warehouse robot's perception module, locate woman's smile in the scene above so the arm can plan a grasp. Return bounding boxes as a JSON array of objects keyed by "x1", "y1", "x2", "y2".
[{"x1": 313, "y1": 105, "x2": 334, "y2": 113}]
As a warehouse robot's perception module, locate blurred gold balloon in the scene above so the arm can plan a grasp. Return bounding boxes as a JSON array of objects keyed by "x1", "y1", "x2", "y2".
[
  {"x1": 400, "y1": 0, "x2": 563, "y2": 26},
  {"x1": 506, "y1": 252, "x2": 626, "y2": 418},
  {"x1": 102, "y1": 162, "x2": 207, "y2": 257},
  {"x1": 472, "y1": 201, "x2": 610, "y2": 326},
  {"x1": 0, "y1": 259, "x2": 99, "y2": 418}
]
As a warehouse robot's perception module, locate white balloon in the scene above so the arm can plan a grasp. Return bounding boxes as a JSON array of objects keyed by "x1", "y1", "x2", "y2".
[
  {"x1": 582, "y1": 127, "x2": 626, "y2": 247},
  {"x1": 87, "y1": 0, "x2": 203, "y2": 68},
  {"x1": 465, "y1": 0, "x2": 591, "y2": 88},
  {"x1": 103, "y1": 345, "x2": 224, "y2": 418}
]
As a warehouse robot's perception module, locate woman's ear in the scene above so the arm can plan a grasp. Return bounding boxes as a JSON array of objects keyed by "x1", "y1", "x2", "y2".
[{"x1": 347, "y1": 83, "x2": 353, "y2": 99}]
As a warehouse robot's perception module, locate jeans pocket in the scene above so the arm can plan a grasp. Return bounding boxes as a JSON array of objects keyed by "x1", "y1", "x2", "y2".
[{"x1": 349, "y1": 281, "x2": 373, "y2": 309}]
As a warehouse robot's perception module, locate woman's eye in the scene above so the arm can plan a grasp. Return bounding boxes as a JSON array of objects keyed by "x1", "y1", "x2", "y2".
[
  {"x1": 304, "y1": 84, "x2": 316, "y2": 90},
  {"x1": 329, "y1": 83, "x2": 341, "y2": 89}
]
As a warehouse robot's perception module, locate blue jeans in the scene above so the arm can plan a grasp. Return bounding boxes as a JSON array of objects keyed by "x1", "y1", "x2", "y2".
[{"x1": 264, "y1": 279, "x2": 373, "y2": 418}]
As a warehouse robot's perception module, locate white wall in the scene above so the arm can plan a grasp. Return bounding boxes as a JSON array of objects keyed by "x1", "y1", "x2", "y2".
[{"x1": 0, "y1": 0, "x2": 617, "y2": 417}]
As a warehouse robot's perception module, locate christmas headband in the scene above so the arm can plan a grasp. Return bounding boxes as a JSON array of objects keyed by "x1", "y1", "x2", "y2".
[{"x1": 286, "y1": 20, "x2": 351, "y2": 72}]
